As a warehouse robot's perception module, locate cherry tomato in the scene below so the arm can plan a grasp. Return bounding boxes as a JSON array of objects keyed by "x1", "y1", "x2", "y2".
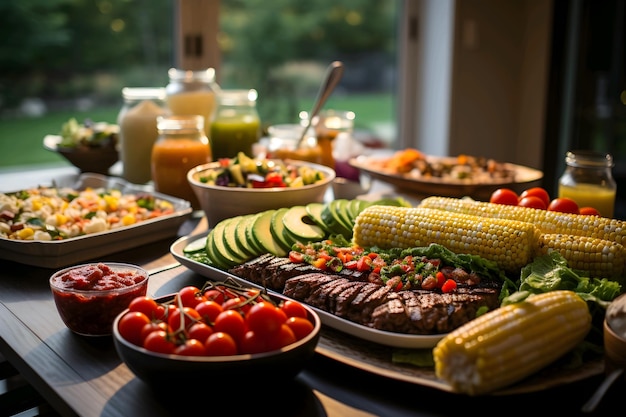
[
  {"x1": 213, "y1": 309, "x2": 246, "y2": 343},
  {"x1": 579, "y1": 206, "x2": 601, "y2": 216},
  {"x1": 519, "y1": 187, "x2": 550, "y2": 207},
  {"x1": 203, "y1": 288, "x2": 225, "y2": 305},
  {"x1": 489, "y1": 188, "x2": 519, "y2": 205},
  {"x1": 143, "y1": 330, "x2": 176, "y2": 354},
  {"x1": 128, "y1": 296, "x2": 160, "y2": 319},
  {"x1": 167, "y1": 306, "x2": 201, "y2": 331},
  {"x1": 441, "y1": 279, "x2": 457, "y2": 293},
  {"x1": 267, "y1": 324, "x2": 297, "y2": 351},
  {"x1": 118, "y1": 311, "x2": 151, "y2": 346},
  {"x1": 174, "y1": 338, "x2": 206, "y2": 356},
  {"x1": 175, "y1": 286, "x2": 206, "y2": 309},
  {"x1": 280, "y1": 300, "x2": 308, "y2": 319},
  {"x1": 140, "y1": 321, "x2": 171, "y2": 343},
  {"x1": 518, "y1": 196, "x2": 547, "y2": 210},
  {"x1": 547, "y1": 197, "x2": 579, "y2": 214},
  {"x1": 222, "y1": 296, "x2": 251, "y2": 314},
  {"x1": 240, "y1": 330, "x2": 269, "y2": 354},
  {"x1": 246, "y1": 302, "x2": 287, "y2": 335},
  {"x1": 194, "y1": 300, "x2": 223, "y2": 324},
  {"x1": 187, "y1": 322, "x2": 213, "y2": 343},
  {"x1": 204, "y1": 332, "x2": 238, "y2": 356},
  {"x1": 285, "y1": 316, "x2": 314, "y2": 341}
]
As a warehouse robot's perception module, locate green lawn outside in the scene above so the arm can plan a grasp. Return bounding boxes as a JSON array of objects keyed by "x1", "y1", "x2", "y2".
[{"x1": 0, "y1": 93, "x2": 394, "y2": 170}]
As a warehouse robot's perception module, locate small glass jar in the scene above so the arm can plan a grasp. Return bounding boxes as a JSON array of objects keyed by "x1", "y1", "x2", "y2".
[
  {"x1": 165, "y1": 68, "x2": 219, "y2": 140},
  {"x1": 210, "y1": 89, "x2": 261, "y2": 159},
  {"x1": 151, "y1": 115, "x2": 211, "y2": 209},
  {"x1": 558, "y1": 150, "x2": 617, "y2": 218},
  {"x1": 117, "y1": 87, "x2": 168, "y2": 184},
  {"x1": 261, "y1": 124, "x2": 323, "y2": 164}
]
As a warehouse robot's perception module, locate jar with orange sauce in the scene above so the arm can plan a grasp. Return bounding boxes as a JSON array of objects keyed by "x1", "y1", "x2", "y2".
[{"x1": 151, "y1": 115, "x2": 211, "y2": 208}]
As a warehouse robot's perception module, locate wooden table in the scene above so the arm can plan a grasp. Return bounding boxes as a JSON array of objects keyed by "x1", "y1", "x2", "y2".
[{"x1": 0, "y1": 166, "x2": 623, "y2": 416}]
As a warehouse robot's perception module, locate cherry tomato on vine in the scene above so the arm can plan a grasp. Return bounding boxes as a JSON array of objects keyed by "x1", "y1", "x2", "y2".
[
  {"x1": 547, "y1": 197, "x2": 579, "y2": 214},
  {"x1": 167, "y1": 306, "x2": 201, "y2": 331},
  {"x1": 140, "y1": 321, "x2": 171, "y2": 344},
  {"x1": 143, "y1": 330, "x2": 176, "y2": 354},
  {"x1": 490, "y1": 188, "x2": 519, "y2": 205},
  {"x1": 267, "y1": 324, "x2": 297, "y2": 351},
  {"x1": 246, "y1": 302, "x2": 287, "y2": 335},
  {"x1": 174, "y1": 338, "x2": 206, "y2": 356},
  {"x1": 175, "y1": 286, "x2": 206, "y2": 308},
  {"x1": 285, "y1": 316, "x2": 314, "y2": 341},
  {"x1": 204, "y1": 332, "x2": 238, "y2": 356},
  {"x1": 579, "y1": 206, "x2": 601, "y2": 216},
  {"x1": 280, "y1": 300, "x2": 308, "y2": 319},
  {"x1": 203, "y1": 288, "x2": 225, "y2": 305},
  {"x1": 118, "y1": 311, "x2": 151, "y2": 346},
  {"x1": 240, "y1": 330, "x2": 269, "y2": 354},
  {"x1": 194, "y1": 300, "x2": 223, "y2": 324},
  {"x1": 128, "y1": 296, "x2": 160, "y2": 319},
  {"x1": 519, "y1": 187, "x2": 550, "y2": 207},
  {"x1": 213, "y1": 309, "x2": 246, "y2": 343},
  {"x1": 518, "y1": 195, "x2": 547, "y2": 210},
  {"x1": 187, "y1": 322, "x2": 213, "y2": 343}
]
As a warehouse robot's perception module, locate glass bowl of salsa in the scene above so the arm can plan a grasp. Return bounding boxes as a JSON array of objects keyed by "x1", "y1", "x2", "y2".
[{"x1": 50, "y1": 262, "x2": 149, "y2": 336}]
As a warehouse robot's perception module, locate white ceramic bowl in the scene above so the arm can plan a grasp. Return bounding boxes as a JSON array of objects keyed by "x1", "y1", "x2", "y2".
[{"x1": 187, "y1": 159, "x2": 335, "y2": 227}]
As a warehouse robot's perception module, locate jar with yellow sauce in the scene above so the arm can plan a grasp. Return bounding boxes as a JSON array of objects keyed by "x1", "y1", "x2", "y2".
[
  {"x1": 558, "y1": 150, "x2": 617, "y2": 218},
  {"x1": 263, "y1": 124, "x2": 323, "y2": 164}
]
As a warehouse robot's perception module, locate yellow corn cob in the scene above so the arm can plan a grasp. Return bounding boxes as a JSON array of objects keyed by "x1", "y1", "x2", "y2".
[
  {"x1": 353, "y1": 205, "x2": 540, "y2": 273},
  {"x1": 537, "y1": 234, "x2": 626, "y2": 279},
  {"x1": 433, "y1": 290, "x2": 591, "y2": 395},
  {"x1": 419, "y1": 196, "x2": 626, "y2": 245}
]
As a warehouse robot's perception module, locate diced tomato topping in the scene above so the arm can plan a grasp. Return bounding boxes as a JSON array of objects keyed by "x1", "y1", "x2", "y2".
[
  {"x1": 436, "y1": 271, "x2": 446, "y2": 287},
  {"x1": 289, "y1": 251, "x2": 305, "y2": 263},
  {"x1": 441, "y1": 279, "x2": 457, "y2": 293}
]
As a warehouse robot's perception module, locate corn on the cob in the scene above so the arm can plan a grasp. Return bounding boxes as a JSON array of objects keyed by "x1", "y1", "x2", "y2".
[
  {"x1": 419, "y1": 196, "x2": 626, "y2": 245},
  {"x1": 433, "y1": 290, "x2": 591, "y2": 395},
  {"x1": 353, "y1": 205, "x2": 540, "y2": 273},
  {"x1": 537, "y1": 234, "x2": 626, "y2": 279}
]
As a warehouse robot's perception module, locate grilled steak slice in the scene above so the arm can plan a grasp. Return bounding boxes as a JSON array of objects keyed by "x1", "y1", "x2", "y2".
[
  {"x1": 346, "y1": 285, "x2": 392, "y2": 325},
  {"x1": 370, "y1": 288, "x2": 500, "y2": 334},
  {"x1": 305, "y1": 278, "x2": 352, "y2": 309},
  {"x1": 283, "y1": 273, "x2": 337, "y2": 300},
  {"x1": 228, "y1": 253, "x2": 275, "y2": 281},
  {"x1": 334, "y1": 282, "x2": 380, "y2": 319},
  {"x1": 229, "y1": 255, "x2": 320, "y2": 292}
]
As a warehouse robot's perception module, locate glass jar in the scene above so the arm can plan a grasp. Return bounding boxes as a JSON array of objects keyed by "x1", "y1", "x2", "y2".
[
  {"x1": 558, "y1": 150, "x2": 617, "y2": 218},
  {"x1": 151, "y1": 115, "x2": 211, "y2": 209},
  {"x1": 165, "y1": 68, "x2": 219, "y2": 140},
  {"x1": 210, "y1": 89, "x2": 261, "y2": 159},
  {"x1": 262, "y1": 124, "x2": 322, "y2": 164},
  {"x1": 117, "y1": 87, "x2": 168, "y2": 184},
  {"x1": 313, "y1": 109, "x2": 356, "y2": 169}
]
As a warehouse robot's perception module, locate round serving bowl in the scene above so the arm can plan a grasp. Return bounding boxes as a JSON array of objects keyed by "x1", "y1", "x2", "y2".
[
  {"x1": 43, "y1": 134, "x2": 119, "y2": 175},
  {"x1": 112, "y1": 291, "x2": 321, "y2": 393},
  {"x1": 604, "y1": 292, "x2": 626, "y2": 375},
  {"x1": 50, "y1": 262, "x2": 149, "y2": 336},
  {"x1": 187, "y1": 159, "x2": 335, "y2": 227}
]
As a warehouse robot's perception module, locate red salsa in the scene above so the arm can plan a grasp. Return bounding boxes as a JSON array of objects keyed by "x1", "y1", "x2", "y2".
[{"x1": 50, "y1": 263, "x2": 148, "y2": 336}]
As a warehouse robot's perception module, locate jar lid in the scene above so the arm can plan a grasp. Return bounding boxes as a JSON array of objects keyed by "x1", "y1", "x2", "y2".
[
  {"x1": 565, "y1": 150, "x2": 614, "y2": 168},
  {"x1": 157, "y1": 115, "x2": 204, "y2": 132},
  {"x1": 122, "y1": 87, "x2": 166, "y2": 100},
  {"x1": 217, "y1": 89, "x2": 258, "y2": 105},
  {"x1": 168, "y1": 68, "x2": 216, "y2": 83}
]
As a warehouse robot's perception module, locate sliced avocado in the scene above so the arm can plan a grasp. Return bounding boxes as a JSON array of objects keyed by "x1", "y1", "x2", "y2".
[
  {"x1": 252, "y1": 210, "x2": 287, "y2": 257},
  {"x1": 283, "y1": 205, "x2": 326, "y2": 242},
  {"x1": 305, "y1": 202, "x2": 331, "y2": 233},
  {"x1": 270, "y1": 208, "x2": 294, "y2": 251},
  {"x1": 244, "y1": 213, "x2": 265, "y2": 256},
  {"x1": 211, "y1": 219, "x2": 247, "y2": 267},
  {"x1": 205, "y1": 229, "x2": 231, "y2": 269},
  {"x1": 321, "y1": 200, "x2": 353, "y2": 237},
  {"x1": 222, "y1": 216, "x2": 253, "y2": 260},
  {"x1": 334, "y1": 199, "x2": 355, "y2": 230},
  {"x1": 236, "y1": 214, "x2": 261, "y2": 257}
]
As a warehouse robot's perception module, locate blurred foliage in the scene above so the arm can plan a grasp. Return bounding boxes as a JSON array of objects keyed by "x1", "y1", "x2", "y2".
[{"x1": 0, "y1": 0, "x2": 397, "y2": 127}]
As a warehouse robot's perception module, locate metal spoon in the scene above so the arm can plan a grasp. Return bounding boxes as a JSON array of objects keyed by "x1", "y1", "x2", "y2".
[
  {"x1": 581, "y1": 368, "x2": 623, "y2": 413},
  {"x1": 296, "y1": 61, "x2": 345, "y2": 148}
]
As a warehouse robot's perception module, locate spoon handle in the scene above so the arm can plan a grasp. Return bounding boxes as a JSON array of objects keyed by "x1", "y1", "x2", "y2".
[
  {"x1": 297, "y1": 61, "x2": 345, "y2": 148},
  {"x1": 581, "y1": 368, "x2": 623, "y2": 413}
]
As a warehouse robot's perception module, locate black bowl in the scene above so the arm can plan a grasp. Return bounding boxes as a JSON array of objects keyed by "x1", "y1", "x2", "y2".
[
  {"x1": 113, "y1": 292, "x2": 321, "y2": 393},
  {"x1": 44, "y1": 134, "x2": 119, "y2": 175}
]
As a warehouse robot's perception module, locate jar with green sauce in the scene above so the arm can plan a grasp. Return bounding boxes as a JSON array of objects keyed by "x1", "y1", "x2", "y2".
[{"x1": 210, "y1": 89, "x2": 261, "y2": 160}]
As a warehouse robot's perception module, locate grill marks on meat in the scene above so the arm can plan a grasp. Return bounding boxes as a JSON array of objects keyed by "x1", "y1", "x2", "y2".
[{"x1": 229, "y1": 254, "x2": 502, "y2": 335}]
